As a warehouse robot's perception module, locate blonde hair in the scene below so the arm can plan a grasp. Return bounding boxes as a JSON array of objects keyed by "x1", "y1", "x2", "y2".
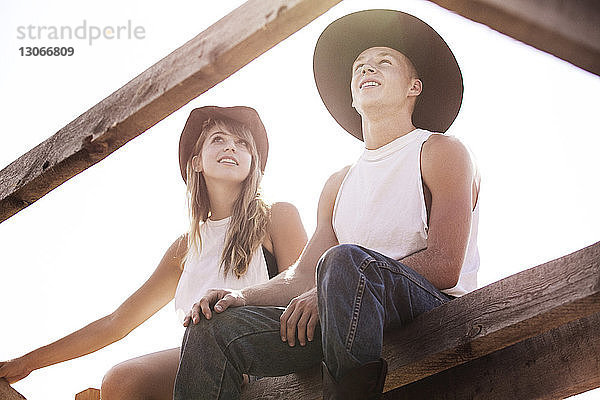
[{"x1": 183, "y1": 117, "x2": 270, "y2": 278}]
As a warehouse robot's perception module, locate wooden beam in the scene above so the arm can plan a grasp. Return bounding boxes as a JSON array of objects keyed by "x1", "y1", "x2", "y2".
[
  {"x1": 242, "y1": 364, "x2": 321, "y2": 400},
  {"x1": 425, "y1": 0, "x2": 600, "y2": 76},
  {"x1": 381, "y1": 240, "x2": 600, "y2": 389},
  {"x1": 0, "y1": 0, "x2": 342, "y2": 223},
  {"x1": 0, "y1": 379, "x2": 26, "y2": 400},
  {"x1": 74, "y1": 388, "x2": 100, "y2": 400},
  {"x1": 383, "y1": 311, "x2": 600, "y2": 400},
  {"x1": 241, "y1": 241, "x2": 600, "y2": 399}
]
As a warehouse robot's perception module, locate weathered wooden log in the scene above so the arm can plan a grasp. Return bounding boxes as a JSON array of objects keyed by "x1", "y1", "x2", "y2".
[
  {"x1": 0, "y1": 0, "x2": 342, "y2": 223},
  {"x1": 383, "y1": 311, "x2": 600, "y2": 399},
  {"x1": 381, "y1": 240, "x2": 600, "y2": 389},
  {"x1": 240, "y1": 241, "x2": 600, "y2": 399},
  {"x1": 74, "y1": 388, "x2": 100, "y2": 400},
  {"x1": 425, "y1": 0, "x2": 600, "y2": 76}
]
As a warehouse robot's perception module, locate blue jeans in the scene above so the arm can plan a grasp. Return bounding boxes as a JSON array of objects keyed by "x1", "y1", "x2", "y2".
[{"x1": 174, "y1": 244, "x2": 453, "y2": 399}]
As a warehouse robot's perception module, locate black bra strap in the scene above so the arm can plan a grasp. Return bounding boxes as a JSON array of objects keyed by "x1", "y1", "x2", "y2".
[{"x1": 262, "y1": 246, "x2": 279, "y2": 279}]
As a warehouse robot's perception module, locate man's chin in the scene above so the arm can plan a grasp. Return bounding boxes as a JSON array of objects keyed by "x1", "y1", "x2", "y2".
[{"x1": 354, "y1": 99, "x2": 386, "y2": 115}]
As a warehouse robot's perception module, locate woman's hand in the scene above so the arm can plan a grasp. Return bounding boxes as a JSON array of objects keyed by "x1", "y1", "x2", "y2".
[
  {"x1": 183, "y1": 289, "x2": 247, "y2": 326},
  {"x1": 0, "y1": 358, "x2": 33, "y2": 384}
]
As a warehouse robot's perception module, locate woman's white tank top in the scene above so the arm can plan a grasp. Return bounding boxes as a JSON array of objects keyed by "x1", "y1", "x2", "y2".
[
  {"x1": 174, "y1": 217, "x2": 269, "y2": 322},
  {"x1": 332, "y1": 129, "x2": 479, "y2": 297}
]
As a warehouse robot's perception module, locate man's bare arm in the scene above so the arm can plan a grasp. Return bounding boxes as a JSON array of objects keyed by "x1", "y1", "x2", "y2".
[
  {"x1": 400, "y1": 135, "x2": 478, "y2": 289},
  {"x1": 187, "y1": 166, "x2": 349, "y2": 322},
  {"x1": 242, "y1": 170, "x2": 345, "y2": 306}
]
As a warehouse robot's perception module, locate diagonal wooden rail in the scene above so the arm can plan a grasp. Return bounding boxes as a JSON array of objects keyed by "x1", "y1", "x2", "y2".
[
  {"x1": 425, "y1": 0, "x2": 600, "y2": 77},
  {"x1": 0, "y1": 0, "x2": 341, "y2": 223},
  {"x1": 383, "y1": 311, "x2": 600, "y2": 399}
]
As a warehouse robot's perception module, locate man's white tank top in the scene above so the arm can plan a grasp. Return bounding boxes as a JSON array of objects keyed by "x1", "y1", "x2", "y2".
[
  {"x1": 174, "y1": 217, "x2": 269, "y2": 322},
  {"x1": 332, "y1": 129, "x2": 479, "y2": 297}
]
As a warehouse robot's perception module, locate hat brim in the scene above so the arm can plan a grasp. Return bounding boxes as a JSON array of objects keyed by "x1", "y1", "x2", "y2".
[
  {"x1": 313, "y1": 9, "x2": 463, "y2": 140},
  {"x1": 178, "y1": 106, "x2": 269, "y2": 182}
]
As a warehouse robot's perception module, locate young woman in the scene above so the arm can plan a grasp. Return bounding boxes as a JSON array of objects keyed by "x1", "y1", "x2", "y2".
[{"x1": 0, "y1": 106, "x2": 308, "y2": 399}]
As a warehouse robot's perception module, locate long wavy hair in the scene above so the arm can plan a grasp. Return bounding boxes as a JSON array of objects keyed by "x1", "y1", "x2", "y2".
[{"x1": 183, "y1": 117, "x2": 270, "y2": 278}]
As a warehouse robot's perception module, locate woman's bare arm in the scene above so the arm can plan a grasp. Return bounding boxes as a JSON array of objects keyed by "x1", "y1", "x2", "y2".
[{"x1": 0, "y1": 235, "x2": 186, "y2": 384}]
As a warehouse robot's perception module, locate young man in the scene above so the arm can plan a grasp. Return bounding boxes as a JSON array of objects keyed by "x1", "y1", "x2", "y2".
[{"x1": 174, "y1": 10, "x2": 480, "y2": 400}]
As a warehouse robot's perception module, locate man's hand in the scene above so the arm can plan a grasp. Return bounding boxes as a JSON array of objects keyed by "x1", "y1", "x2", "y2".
[
  {"x1": 183, "y1": 289, "x2": 246, "y2": 326},
  {"x1": 280, "y1": 287, "x2": 319, "y2": 347}
]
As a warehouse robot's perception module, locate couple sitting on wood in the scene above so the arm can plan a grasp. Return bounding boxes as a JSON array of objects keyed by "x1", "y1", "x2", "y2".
[{"x1": 1, "y1": 10, "x2": 480, "y2": 400}]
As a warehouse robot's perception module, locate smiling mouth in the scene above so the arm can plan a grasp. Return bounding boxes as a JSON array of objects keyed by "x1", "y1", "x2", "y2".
[
  {"x1": 218, "y1": 157, "x2": 238, "y2": 166},
  {"x1": 360, "y1": 81, "x2": 381, "y2": 90}
]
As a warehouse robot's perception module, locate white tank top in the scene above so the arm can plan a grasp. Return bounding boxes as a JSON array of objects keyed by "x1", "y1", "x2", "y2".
[
  {"x1": 174, "y1": 217, "x2": 269, "y2": 322},
  {"x1": 332, "y1": 129, "x2": 479, "y2": 297}
]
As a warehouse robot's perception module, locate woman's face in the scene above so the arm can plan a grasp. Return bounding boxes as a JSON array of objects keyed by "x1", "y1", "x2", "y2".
[{"x1": 194, "y1": 126, "x2": 253, "y2": 185}]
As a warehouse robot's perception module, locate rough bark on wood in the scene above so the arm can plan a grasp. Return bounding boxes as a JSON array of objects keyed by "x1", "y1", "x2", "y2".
[
  {"x1": 0, "y1": 0, "x2": 342, "y2": 223},
  {"x1": 383, "y1": 311, "x2": 600, "y2": 400},
  {"x1": 425, "y1": 0, "x2": 600, "y2": 76},
  {"x1": 0, "y1": 379, "x2": 26, "y2": 400},
  {"x1": 241, "y1": 241, "x2": 600, "y2": 399}
]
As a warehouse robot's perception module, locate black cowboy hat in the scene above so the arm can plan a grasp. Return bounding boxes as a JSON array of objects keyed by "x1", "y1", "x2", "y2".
[
  {"x1": 313, "y1": 9, "x2": 463, "y2": 140},
  {"x1": 178, "y1": 106, "x2": 269, "y2": 182}
]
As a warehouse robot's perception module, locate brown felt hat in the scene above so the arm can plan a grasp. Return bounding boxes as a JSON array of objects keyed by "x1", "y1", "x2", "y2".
[
  {"x1": 313, "y1": 9, "x2": 463, "y2": 140},
  {"x1": 178, "y1": 106, "x2": 269, "y2": 182}
]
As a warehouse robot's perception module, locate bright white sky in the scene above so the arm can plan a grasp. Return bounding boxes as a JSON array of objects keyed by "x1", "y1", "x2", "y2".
[{"x1": 1, "y1": 0, "x2": 599, "y2": 399}]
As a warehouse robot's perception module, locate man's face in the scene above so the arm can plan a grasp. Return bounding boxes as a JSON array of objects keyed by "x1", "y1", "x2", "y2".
[{"x1": 350, "y1": 46, "x2": 416, "y2": 113}]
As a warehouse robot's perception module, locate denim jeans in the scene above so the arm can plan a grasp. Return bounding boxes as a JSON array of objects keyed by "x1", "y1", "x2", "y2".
[{"x1": 174, "y1": 244, "x2": 453, "y2": 399}]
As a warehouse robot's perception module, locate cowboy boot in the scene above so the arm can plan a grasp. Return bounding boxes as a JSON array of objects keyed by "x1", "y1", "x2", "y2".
[{"x1": 322, "y1": 358, "x2": 388, "y2": 400}]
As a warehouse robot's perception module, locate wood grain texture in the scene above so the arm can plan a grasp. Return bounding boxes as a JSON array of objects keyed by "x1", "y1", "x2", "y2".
[
  {"x1": 425, "y1": 0, "x2": 600, "y2": 76},
  {"x1": 74, "y1": 388, "x2": 100, "y2": 400},
  {"x1": 241, "y1": 242, "x2": 600, "y2": 399},
  {"x1": 0, "y1": 379, "x2": 26, "y2": 400},
  {"x1": 0, "y1": 0, "x2": 342, "y2": 223},
  {"x1": 242, "y1": 365, "x2": 322, "y2": 400},
  {"x1": 383, "y1": 311, "x2": 600, "y2": 400},
  {"x1": 381, "y1": 240, "x2": 600, "y2": 389}
]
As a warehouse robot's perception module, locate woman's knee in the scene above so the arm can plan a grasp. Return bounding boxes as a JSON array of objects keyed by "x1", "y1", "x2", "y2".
[
  {"x1": 182, "y1": 307, "x2": 252, "y2": 352},
  {"x1": 102, "y1": 348, "x2": 179, "y2": 400},
  {"x1": 101, "y1": 362, "x2": 143, "y2": 400}
]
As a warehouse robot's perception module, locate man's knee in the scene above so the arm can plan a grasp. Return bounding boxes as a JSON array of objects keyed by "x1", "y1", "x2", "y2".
[
  {"x1": 317, "y1": 244, "x2": 368, "y2": 281},
  {"x1": 317, "y1": 244, "x2": 371, "y2": 300}
]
